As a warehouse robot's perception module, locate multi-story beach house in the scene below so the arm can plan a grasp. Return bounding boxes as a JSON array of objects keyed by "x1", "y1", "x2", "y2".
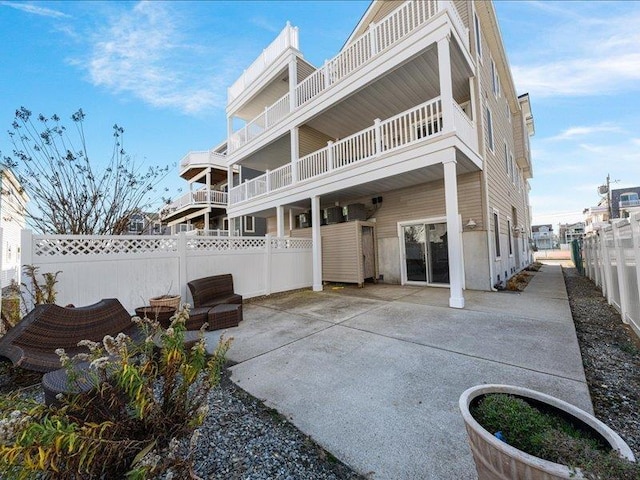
[{"x1": 173, "y1": 0, "x2": 535, "y2": 308}]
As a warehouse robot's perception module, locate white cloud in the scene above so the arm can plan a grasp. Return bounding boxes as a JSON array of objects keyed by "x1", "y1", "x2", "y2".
[
  {"x1": 511, "y1": 5, "x2": 640, "y2": 98},
  {"x1": 1, "y1": 1, "x2": 69, "y2": 18},
  {"x1": 85, "y1": 2, "x2": 237, "y2": 114},
  {"x1": 249, "y1": 16, "x2": 281, "y2": 33},
  {"x1": 547, "y1": 123, "x2": 623, "y2": 141}
]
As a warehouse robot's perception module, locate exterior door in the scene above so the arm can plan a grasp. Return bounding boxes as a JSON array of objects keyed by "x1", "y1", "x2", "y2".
[{"x1": 402, "y1": 222, "x2": 449, "y2": 285}]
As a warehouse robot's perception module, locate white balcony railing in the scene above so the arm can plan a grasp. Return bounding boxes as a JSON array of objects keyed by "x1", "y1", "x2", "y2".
[
  {"x1": 228, "y1": 23, "x2": 299, "y2": 103},
  {"x1": 620, "y1": 199, "x2": 640, "y2": 208},
  {"x1": 228, "y1": 0, "x2": 468, "y2": 154},
  {"x1": 180, "y1": 150, "x2": 227, "y2": 170},
  {"x1": 228, "y1": 96, "x2": 475, "y2": 205},
  {"x1": 161, "y1": 188, "x2": 228, "y2": 219}
]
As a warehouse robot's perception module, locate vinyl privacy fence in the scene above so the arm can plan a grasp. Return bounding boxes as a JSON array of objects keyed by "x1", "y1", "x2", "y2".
[
  {"x1": 583, "y1": 212, "x2": 640, "y2": 338},
  {"x1": 21, "y1": 231, "x2": 313, "y2": 313}
]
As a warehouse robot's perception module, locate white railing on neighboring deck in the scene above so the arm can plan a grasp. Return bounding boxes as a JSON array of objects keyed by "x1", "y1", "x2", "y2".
[
  {"x1": 228, "y1": 0, "x2": 469, "y2": 153},
  {"x1": 231, "y1": 96, "x2": 455, "y2": 204},
  {"x1": 180, "y1": 150, "x2": 227, "y2": 170},
  {"x1": 228, "y1": 22, "x2": 299, "y2": 103},
  {"x1": 160, "y1": 188, "x2": 228, "y2": 220}
]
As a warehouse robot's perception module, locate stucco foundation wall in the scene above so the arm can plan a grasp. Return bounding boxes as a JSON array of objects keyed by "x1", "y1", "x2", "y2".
[
  {"x1": 463, "y1": 231, "x2": 490, "y2": 290},
  {"x1": 377, "y1": 237, "x2": 401, "y2": 284}
]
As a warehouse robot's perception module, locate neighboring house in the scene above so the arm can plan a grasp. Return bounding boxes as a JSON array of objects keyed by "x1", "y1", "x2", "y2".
[
  {"x1": 126, "y1": 211, "x2": 165, "y2": 235},
  {"x1": 532, "y1": 225, "x2": 554, "y2": 250},
  {"x1": 0, "y1": 169, "x2": 28, "y2": 290},
  {"x1": 159, "y1": 143, "x2": 266, "y2": 236},
  {"x1": 610, "y1": 186, "x2": 640, "y2": 220},
  {"x1": 558, "y1": 222, "x2": 585, "y2": 245},
  {"x1": 583, "y1": 203, "x2": 609, "y2": 234},
  {"x1": 179, "y1": 0, "x2": 535, "y2": 308}
]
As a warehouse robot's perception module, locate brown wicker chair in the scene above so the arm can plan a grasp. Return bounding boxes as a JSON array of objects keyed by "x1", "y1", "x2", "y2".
[
  {"x1": 187, "y1": 274, "x2": 242, "y2": 308},
  {"x1": 0, "y1": 299, "x2": 142, "y2": 373}
]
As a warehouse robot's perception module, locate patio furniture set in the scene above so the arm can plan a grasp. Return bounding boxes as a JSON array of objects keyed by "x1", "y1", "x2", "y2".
[{"x1": 0, "y1": 274, "x2": 242, "y2": 405}]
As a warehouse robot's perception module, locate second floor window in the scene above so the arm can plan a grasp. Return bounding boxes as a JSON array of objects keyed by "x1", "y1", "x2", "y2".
[{"x1": 486, "y1": 107, "x2": 494, "y2": 152}]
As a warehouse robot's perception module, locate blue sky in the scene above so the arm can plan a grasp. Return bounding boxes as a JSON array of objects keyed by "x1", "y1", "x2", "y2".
[{"x1": 1, "y1": 1, "x2": 639, "y2": 230}]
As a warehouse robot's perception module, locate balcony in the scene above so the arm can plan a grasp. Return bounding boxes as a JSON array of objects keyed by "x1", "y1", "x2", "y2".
[
  {"x1": 227, "y1": 0, "x2": 469, "y2": 154},
  {"x1": 620, "y1": 199, "x2": 640, "y2": 208},
  {"x1": 228, "y1": 23, "x2": 299, "y2": 104},
  {"x1": 179, "y1": 150, "x2": 228, "y2": 181},
  {"x1": 229, "y1": 96, "x2": 477, "y2": 205},
  {"x1": 160, "y1": 188, "x2": 228, "y2": 221}
]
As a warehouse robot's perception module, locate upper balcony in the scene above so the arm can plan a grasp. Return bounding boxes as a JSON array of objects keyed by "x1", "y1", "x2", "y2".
[
  {"x1": 227, "y1": 0, "x2": 470, "y2": 155},
  {"x1": 160, "y1": 187, "x2": 228, "y2": 223},
  {"x1": 620, "y1": 199, "x2": 640, "y2": 209},
  {"x1": 229, "y1": 95, "x2": 478, "y2": 207},
  {"x1": 179, "y1": 150, "x2": 229, "y2": 182},
  {"x1": 227, "y1": 23, "x2": 299, "y2": 106}
]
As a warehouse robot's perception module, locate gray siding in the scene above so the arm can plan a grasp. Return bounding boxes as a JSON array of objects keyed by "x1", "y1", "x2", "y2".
[{"x1": 299, "y1": 125, "x2": 332, "y2": 158}]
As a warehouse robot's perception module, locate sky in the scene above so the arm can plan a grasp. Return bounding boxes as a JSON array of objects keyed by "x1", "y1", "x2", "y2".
[{"x1": 1, "y1": 0, "x2": 639, "y2": 231}]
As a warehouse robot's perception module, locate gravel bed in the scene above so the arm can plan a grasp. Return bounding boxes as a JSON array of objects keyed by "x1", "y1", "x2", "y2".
[
  {"x1": 184, "y1": 369, "x2": 363, "y2": 480},
  {"x1": 563, "y1": 266, "x2": 640, "y2": 458}
]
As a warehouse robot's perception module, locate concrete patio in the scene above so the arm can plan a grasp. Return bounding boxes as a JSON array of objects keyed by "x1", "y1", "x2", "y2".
[{"x1": 207, "y1": 264, "x2": 590, "y2": 479}]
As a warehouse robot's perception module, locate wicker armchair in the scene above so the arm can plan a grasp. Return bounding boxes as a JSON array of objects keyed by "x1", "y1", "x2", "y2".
[
  {"x1": 187, "y1": 274, "x2": 242, "y2": 308},
  {"x1": 0, "y1": 299, "x2": 141, "y2": 373}
]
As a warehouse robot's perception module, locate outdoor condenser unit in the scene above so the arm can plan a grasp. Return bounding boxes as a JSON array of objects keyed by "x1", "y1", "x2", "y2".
[
  {"x1": 299, "y1": 212, "x2": 312, "y2": 228},
  {"x1": 344, "y1": 203, "x2": 366, "y2": 221},
  {"x1": 325, "y1": 206, "x2": 344, "y2": 224}
]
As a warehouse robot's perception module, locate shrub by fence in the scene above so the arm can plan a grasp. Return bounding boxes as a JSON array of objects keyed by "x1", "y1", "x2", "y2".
[
  {"x1": 20, "y1": 231, "x2": 313, "y2": 313},
  {"x1": 583, "y1": 212, "x2": 640, "y2": 338}
]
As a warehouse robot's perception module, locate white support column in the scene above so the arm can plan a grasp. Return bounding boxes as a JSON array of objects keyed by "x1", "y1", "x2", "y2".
[
  {"x1": 311, "y1": 196, "x2": 323, "y2": 291},
  {"x1": 290, "y1": 127, "x2": 299, "y2": 183},
  {"x1": 288, "y1": 57, "x2": 298, "y2": 111},
  {"x1": 276, "y1": 205, "x2": 285, "y2": 237},
  {"x1": 289, "y1": 209, "x2": 295, "y2": 232},
  {"x1": 227, "y1": 116, "x2": 233, "y2": 140},
  {"x1": 437, "y1": 36, "x2": 454, "y2": 133},
  {"x1": 443, "y1": 156, "x2": 464, "y2": 308},
  {"x1": 204, "y1": 168, "x2": 211, "y2": 231}
]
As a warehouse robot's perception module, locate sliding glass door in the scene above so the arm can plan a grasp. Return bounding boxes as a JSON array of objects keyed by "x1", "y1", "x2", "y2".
[{"x1": 402, "y1": 222, "x2": 449, "y2": 285}]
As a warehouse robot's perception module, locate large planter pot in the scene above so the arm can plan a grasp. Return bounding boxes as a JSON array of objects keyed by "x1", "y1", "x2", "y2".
[{"x1": 459, "y1": 384, "x2": 635, "y2": 480}]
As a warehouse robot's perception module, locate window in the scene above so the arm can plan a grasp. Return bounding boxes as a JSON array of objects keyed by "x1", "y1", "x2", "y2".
[
  {"x1": 244, "y1": 215, "x2": 255, "y2": 233},
  {"x1": 506, "y1": 101, "x2": 511, "y2": 123},
  {"x1": 491, "y1": 58, "x2": 500, "y2": 97},
  {"x1": 493, "y1": 210, "x2": 501, "y2": 259},
  {"x1": 486, "y1": 107, "x2": 494, "y2": 152},
  {"x1": 504, "y1": 142, "x2": 509, "y2": 173},
  {"x1": 222, "y1": 217, "x2": 229, "y2": 231},
  {"x1": 129, "y1": 214, "x2": 144, "y2": 233},
  {"x1": 507, "y1": 218, "x2": 513, "y2": 256},
  {"x1": 510, "y1": 153, "x2": 515, "y2": 183},
  {"x1": 474, "y1": 13, "x2": 482, "y2": 61}
]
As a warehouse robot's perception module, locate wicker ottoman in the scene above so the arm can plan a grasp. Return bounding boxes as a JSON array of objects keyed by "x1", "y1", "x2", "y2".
[
  {"x1": 42, "y1": 362, "x2": 98, "y2": 406},
  {"x1": 208, "y1": 304, "x2": 242, "y2": 330},
  {"x1": 185, "y1": 307, "x2": 211, "y2": 331}
]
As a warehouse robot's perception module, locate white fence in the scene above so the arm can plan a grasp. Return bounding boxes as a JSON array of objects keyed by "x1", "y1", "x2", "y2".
[
  {"x1": 583, "y1": 213, "x2": 640, "y2": 338},
  {"x1": 21, "y1": 231, "x2": 313, "y2": 314}
]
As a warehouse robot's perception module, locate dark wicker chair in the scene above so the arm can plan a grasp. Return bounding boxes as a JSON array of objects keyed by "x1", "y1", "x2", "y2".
[
  {"x1": 0, "y1": 299, "x2": 141, "y2": 373},
  {"x1": 187, "y1": 274, "x2": 242, "y2": 308}
]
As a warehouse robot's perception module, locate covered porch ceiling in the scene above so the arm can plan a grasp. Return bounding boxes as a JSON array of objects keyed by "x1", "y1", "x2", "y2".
[{"x1": 237, "y1": 40, "x2": 473, "y2": 175}]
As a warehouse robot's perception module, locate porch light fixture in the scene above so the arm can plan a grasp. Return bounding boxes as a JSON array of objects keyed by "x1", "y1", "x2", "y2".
[{"x1": 466, "y1": 218, "x2": 477, "y2": 229}]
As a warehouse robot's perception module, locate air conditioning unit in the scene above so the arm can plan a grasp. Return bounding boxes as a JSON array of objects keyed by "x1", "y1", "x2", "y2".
[
  {"x1": 343, "y1": 203, "x2": 366, "y2": 221},
  {"x1": 325, "y1": 206, "x2": 344, "y2": 224},
  {"x1": 299, "y1": 212, "x2": 312, "y2": 228}
]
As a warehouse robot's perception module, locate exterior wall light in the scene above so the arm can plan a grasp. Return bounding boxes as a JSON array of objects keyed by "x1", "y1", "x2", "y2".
[{"x1": 466, "y1": 219, "x2": 477, "y2": 229}]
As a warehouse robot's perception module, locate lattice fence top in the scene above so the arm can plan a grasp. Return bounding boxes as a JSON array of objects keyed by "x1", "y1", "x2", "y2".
[
  {"x1": 187, "y1": 237, "x2": 267, "y2": 251},
  {"x1": 31, "y1": 234, "x2": 312, "y2": 257},
  {"x1": 34, "y1": 236, "x2": 178, "y2": 257},
  {"x1": 271, "y1": 238, "x2": 313, "y2": 249}
]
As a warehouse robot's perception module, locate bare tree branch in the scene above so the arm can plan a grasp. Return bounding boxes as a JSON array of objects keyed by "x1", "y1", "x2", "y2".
[{"x1": 1, "y1": 107, "x2": 171, "y2": 234}]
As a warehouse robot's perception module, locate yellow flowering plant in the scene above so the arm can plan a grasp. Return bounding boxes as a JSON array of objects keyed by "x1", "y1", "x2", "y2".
[{"x1": 0, "y1": 305, "x2": 232, "y2": 479}]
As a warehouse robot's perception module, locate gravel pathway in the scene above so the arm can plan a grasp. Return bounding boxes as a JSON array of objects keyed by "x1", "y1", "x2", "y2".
[{"x1": 563, "y1": 266, "x2": 640, "y2": 458}]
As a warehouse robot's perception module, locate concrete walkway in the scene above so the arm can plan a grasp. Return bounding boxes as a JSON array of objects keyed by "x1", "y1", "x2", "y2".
[{"x1": 206, "y1": 265, "x2": 591, "y2": 479}]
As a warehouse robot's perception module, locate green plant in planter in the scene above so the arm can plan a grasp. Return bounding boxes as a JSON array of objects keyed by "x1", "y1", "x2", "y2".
[
  {"x1": 472, "y1": 394, "x2": 640, "y2": 480},
  {"x1": 0, "y1": 305, "x2": 232, "y2": 479}
]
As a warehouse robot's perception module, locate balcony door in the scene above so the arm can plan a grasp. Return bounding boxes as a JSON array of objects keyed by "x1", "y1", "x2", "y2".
[{"x1": 401, "y1": 221, "x2": 449, "y2": 285}]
